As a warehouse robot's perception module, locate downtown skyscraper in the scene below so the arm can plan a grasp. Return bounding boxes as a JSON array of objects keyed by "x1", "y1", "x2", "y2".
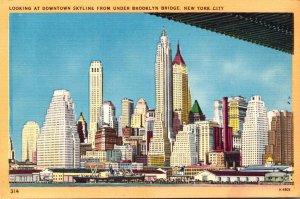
[
  {"x1": 172, "y1": 43, "x2": 191, "y2": 135},
  {"x1": 22, "y1": 121, "x2": 40, "y2": 163},
  {"x1": 154, "y1": 29, "x2": 173, "y2": 140},
  {"x1": 264, "y1": 110, "x2": 293, "y2": 165},
  {"x1": 37, "y1": 90, "x2": 80, "y2": 169},
  {"x1": 101, "y1": 101, "x2": 118, "y2": 130},
  {"x1": 242, "y1": 96, "x2": 268, "y2": 166},
  {"x1": 121, "y1": 98, "x2": 134, "y2": 129},
  {"x1": 148, "y1": 112, "x2": 171, "y2": 166},
  {"x1": 148, "y1": 30, "x2": 173, "y2": 166},
  {"x1": 89, "y1": 60, "x2": 103, "y2": 148}
]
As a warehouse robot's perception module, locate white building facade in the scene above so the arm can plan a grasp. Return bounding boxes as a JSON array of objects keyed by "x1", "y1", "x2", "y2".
[
  {"x1": 154, "y1": 30, "x2": 173, "y2": 140},
  {"x1": 101, "y1": 101, "x2": 118, "y2": 130},
  {"x1": 242, "y1": 95, "x2": 268, "y2": 166},
  {"x1": 37, "y1": 90, "x2": 80, "y2": 169},
  {"x1": 89, "y1": 60, "x2": 103, "y2": 148},
  {"x1": 213, "y1": 100, "x2": 223, "y2": 128},
  {"x1": 171, "y1": 125, "x2": 198, "y2": 166},
  {"x1": 194, "y1": 170, "x2": 266, "y2": 183}
]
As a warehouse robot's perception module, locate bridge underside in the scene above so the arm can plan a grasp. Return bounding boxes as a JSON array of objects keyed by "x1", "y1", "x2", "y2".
[{"x1": 152, "y1": 13, "x2": 293, "y2": 54}]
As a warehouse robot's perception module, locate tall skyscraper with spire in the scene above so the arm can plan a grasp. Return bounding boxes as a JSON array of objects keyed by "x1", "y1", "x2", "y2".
[
  {"x1": 154, "y1": 29, "x2": 173, "y2": 140},
  {"x1": 37, "y1": 90, "x2": 80, "y2": 169},
  {"x1": 89, "y1": 60, "x2": 103, "y2": 148},
  {"x1": 22, "y1": 121, "x2": 40, "y2": 163},
  {"x1": 172, "y1": 43, "x2": 190, "y2": 135}
]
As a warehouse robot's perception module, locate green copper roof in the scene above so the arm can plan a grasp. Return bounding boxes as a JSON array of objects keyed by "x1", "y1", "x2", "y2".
[{"x1": 191, "y1": 100, "x2": 203, "y2": 114}]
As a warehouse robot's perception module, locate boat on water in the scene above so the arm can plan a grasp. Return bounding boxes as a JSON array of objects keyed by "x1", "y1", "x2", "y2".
[
  {"x1": 74, "y1": 167, "x2": 145, "y2": 183},
  {"x1": 73, "y1": 174, "x2": 145, "y2": 183}
]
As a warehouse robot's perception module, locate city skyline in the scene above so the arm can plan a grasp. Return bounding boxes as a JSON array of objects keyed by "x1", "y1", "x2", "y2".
[{"x1": 10, "y1": 13, "x2": 292, "y2": 160}]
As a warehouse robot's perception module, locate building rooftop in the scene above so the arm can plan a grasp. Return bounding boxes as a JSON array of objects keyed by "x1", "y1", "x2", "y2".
[
  {"x1": 191, "y1": 100, "x2": 203, "y2": 114},
  {"x1": 208, "y1": 170, "x2": 268, "y2": 176},
  {"x1": 172, "y1": 43, "x2": 186, "y2": 65},
  {"x1": 51, "y1": 168, "x2": 107, "y2": 173},
  {"x1": 242, "y1": 165, "x2": 290, "y2": 171},
  {"x1": 185, "y1": 164, "x2": 212, "y2": 168},
  {"x1": 132, "y1": 170, "x2": 165, "y2": 174},
  {"x1": 9, "y1": 170, "x2": 41, "y2": 174}
]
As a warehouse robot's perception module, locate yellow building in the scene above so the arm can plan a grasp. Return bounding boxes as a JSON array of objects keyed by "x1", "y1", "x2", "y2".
[
  {"x1": 131, "y1": 113, "x2": 143, "y2": 128},
  {"x1": 22, "y1": 121, "x2": 40, "y2": 163},
  {"x1": 132, "y1": 98, "x2": 149, "y2": 128},
  {"x1": 173, "y1": 44, "x2": 190, "y2": 127},
  {"x1": 228, "y1": 96, "x2": 248, "y2": 134}
]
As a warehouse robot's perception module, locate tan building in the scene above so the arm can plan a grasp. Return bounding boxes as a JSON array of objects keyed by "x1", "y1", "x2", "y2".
[
  {"x1": 89, "y1": 60, "x2": 103, "y2": 148},
  {"x1": 81, "y1": 151, "x2": 107, "y2": 163},
  {"x1": 264, "y1": 110, "x2": 293, "y2": 165},
  {"x1": 194, "y1": 121, "x2": 219, "y2": 164},
  {"x1": 208, "y1": 152, "x2": 225, "y2": 167},
  {"x1": 121, "y1": 98, "x2": 134, "y2": 129},
  {"x1": 22, "y1": 121, "x2": 40, "y2": 163},
  {"x1": 131, "y1": 113, "x2": 143, "y2": 128},
  {"x1": 132, "y1": 98, "x2": 148, "y2": 128}
]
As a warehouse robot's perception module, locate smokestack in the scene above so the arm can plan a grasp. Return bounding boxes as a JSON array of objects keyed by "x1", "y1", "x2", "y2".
[
  {"x1": 223, "y1": 97, "x2": 233, "y2": 152},
  {"x1": 213, "y1": 127, "x2": 223, "y2": 151},
  {"x1": 223, "y1": 97, "x2": 228, "y2": 151}
]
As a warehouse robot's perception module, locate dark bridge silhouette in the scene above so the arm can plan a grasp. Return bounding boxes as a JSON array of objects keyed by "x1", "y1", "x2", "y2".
[{"x1": 152, "y1": 13, "x2": 293, "y2": 54}]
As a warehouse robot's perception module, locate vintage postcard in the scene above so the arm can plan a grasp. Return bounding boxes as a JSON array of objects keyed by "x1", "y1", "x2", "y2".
[{"x1": 0, "y1": 0, "x2": 299, "y2": 198}]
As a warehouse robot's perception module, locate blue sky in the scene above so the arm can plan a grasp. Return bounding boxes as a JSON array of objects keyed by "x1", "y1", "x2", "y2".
[{"x1": 10, "y1": 13, "x2": 292, "y2": 160}]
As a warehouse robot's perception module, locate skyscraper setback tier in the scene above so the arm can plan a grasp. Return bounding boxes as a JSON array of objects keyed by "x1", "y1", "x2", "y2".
[
  {"x1": 148, "y1": 112, "x2": 171, "y2": 166},
  {"x1": 155, "y1": 30, "x2": 173, "y2": 140},
  {"x1": 242, "y1": 96, "x2": 268, "y2": 166},
  {"x1": 37, "y1": 90, "x2": 80, "y2": 169},
  {"x1": 89, "y1": 60, "x2": 103, "y2": 149},
  {"x1": 263, "y1": 110, "x2": 293, "y2": 165}
]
